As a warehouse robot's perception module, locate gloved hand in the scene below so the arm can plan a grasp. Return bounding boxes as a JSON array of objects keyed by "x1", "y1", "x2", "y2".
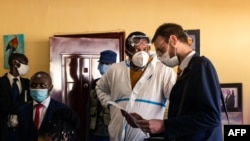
[{"x1": 7, "y1": 114, "x2": 18, "y2": 127}]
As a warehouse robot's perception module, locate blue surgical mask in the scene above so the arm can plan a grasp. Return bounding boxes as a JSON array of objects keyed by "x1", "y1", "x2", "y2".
[
  {"x1": 30, "y1": 89, "x2": 49, "y2": 103},
  {"x1": 98, "y1": 63, "x2": 109, "y2": 75}
]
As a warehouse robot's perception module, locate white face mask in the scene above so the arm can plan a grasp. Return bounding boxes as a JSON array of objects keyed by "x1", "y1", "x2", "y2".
[
  {"x1": 158, "y1": 51, "x2": 179, "y2": 67},
  {"x1": 16, "y1": 61, "x2": 29, "y2": 76},
  {"x1": 132, "y1": 51, "x2": 149, "y2": 67},
  {"x1": 158, "y1": 40, "x2": 179, "y2": 67}
]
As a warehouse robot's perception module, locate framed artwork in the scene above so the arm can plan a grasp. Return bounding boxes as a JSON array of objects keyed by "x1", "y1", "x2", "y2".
[
  {"x1": 221, "y1": 83, "x2": 242, "y2": 112},
  {"x1": 184, "y1": 29, "x2": 200, "y2": 54},
  {"x1": 220, "y1": 83, "x2": 243, "y2": 125},
  {"x1": 3, "y1": 34, "x2": 24, "y2": 69}
]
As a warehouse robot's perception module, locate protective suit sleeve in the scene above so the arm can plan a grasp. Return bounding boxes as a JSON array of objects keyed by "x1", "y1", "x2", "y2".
[{"x1": 95, "y1": 70, "x2": 112, "y2": 108}]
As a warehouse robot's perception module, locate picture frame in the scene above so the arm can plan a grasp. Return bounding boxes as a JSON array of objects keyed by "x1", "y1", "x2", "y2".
[
  {"x1": 220, "y1": 83, "x2": 242, "y2": 112},
  {"x1": 184, "y1": 29, "x2": 200, "y2": 54},
  {"x1": 3, "y1": 34, "x2": 24, "y2": 69},
  {"x1": 220, "y1": 83, "x2": 243, "y2": 125}
]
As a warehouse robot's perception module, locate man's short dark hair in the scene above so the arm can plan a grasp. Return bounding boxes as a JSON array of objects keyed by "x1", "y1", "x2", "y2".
[
  {"x1": 152, "y1": 23, "x2": 188, "y2": 44},
  {"x1": 8, "y1": 53, "x2": 28, "y2": 66}
]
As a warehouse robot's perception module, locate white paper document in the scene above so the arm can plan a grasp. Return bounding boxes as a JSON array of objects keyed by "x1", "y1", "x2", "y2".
[
  {"x1": 107, "y1": 101, "x2": 148, "y2": 136},
  {"x1": 107, "y1": 101, "x2": 139, "y2": 126},
  {"x1": 107, "y1": 101, "x2": 124, "y2": 110}
]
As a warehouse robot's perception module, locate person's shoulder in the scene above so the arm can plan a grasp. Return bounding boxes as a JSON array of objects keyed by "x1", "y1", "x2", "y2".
[
  {"x1": 20, "y1": 77, "x2": 30, "y2": 81},
  {"x1": 150, "y1": 59, "x2": 176, "y2": 77},
  {"x1": 188, "y1": 55, "x2": 217, "y2": 73},
  {"x1": 0, "y1": 73, "x2": 8, "y2": 79},
  {"x1": 50, "y1": 98, "x2": 69, "y2": 107},
  {"x1": 20, "y1": 77, "x2": 30, "y2": 84},
  {"x1": 191, "y1": 55, "x2": 214, "y2": 67},
  {"x1": 111, "y1": 61, "x2": 125, "y2": 67},
  {"x1": 107, "y1": 61, "x2": 127, "y2": 71}
]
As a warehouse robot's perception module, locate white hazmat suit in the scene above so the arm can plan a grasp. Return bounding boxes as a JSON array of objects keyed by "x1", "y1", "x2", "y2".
[{"x1": 96, "y1": 54, "x2": 176, "y2": 141}]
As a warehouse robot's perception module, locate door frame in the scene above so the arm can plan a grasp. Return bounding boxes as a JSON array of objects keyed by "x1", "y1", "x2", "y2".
[{"x1": 54, "y1": 32, "x2": 125, "y2": 62}]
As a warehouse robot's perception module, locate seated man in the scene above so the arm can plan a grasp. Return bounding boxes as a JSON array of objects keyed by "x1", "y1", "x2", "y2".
[{"x1": 18, "y1": 71, "x2": 70, "y2": 141}]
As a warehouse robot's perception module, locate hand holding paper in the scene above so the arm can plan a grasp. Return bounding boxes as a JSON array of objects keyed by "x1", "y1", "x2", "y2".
[
  {"x1": 120, "y1": 110, "x2": 149, "y2": 136},
  {"x1": 107, "y1": 101, "x2": 147, "y2": 134},
  {"x1": 107, "y1": 101, "x2": 144, "y2": 124},
  {"x1": 120, "y1": 110, "x2": 142, "y2": 128}
]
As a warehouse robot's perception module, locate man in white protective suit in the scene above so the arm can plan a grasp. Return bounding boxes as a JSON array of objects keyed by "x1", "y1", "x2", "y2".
[{"x1": 96, "y1": 31, "x2": 176, "y2": 141}]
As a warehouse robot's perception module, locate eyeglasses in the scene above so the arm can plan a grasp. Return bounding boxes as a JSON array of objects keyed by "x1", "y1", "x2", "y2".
[
  {"x1": 128, "y1": 35, "x2": 151, "y2": 47},
  {"x1": 155, "y1": 40, "x2": 165, "y2": 56}
]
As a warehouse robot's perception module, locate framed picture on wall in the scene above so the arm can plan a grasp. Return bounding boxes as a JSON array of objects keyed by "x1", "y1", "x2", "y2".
[
  {"x1": 220, "y1": 83, "x2": 243, "y2": 125},
  {"x1": 221, "y1": 83, "x2": 242, "y2": 112},
  {"x1": 3, "y1": 34, "x2": 24, "y2": 68},
  {"x1": 184, "y1": 29, "x2": 200, "y2": 54}
]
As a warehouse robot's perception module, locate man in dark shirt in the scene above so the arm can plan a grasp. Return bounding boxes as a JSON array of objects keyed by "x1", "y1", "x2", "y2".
[{"x1": 89, "y1": 50, "x2": 117, "y2": 141}]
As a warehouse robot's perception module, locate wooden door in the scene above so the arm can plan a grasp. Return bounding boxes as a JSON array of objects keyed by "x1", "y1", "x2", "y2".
[
  {"x1": 49, "y1": 32, "x2": 125, "y2": 141},
  {"x1": 62, "y1": 54, "x2": 97, "y2": 141}
]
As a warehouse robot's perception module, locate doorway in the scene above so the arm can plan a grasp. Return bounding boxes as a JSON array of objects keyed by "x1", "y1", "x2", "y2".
[{"x1": 49, "y1": 32, "x2": 125, "y2": 141}]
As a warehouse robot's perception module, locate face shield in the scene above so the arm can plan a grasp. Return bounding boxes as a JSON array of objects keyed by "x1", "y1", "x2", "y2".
[{"x1": 128, "y1": 35, "x2": 151, "y2": 47}]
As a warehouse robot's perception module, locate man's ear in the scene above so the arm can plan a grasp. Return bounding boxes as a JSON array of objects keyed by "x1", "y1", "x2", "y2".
[
  {"x1": 169, "y1": 35, "x2": 178, "y2": 46},
  {"x1": 48, "y1": 85, "x2": 53, "y2": 92}
]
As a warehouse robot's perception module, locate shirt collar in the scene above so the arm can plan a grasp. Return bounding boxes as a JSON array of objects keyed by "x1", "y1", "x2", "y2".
[
  {"x1": 7, "y1": 73, "x2": 20, "y2": 82},
  {"x1": 33, "y1": 96, "x2": 51, "y2": 108},
  {"x1": 179, "y1": 51, "x2": 196, "y2": 71}
]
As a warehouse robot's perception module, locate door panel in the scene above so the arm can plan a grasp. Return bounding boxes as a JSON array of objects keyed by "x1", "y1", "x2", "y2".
[
  {"x1": 63, "y1": 55, "x2": 93, "y2": 141},
  {"x1": 49, "y1": 32, "x2": 125, "y2": 141}
]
